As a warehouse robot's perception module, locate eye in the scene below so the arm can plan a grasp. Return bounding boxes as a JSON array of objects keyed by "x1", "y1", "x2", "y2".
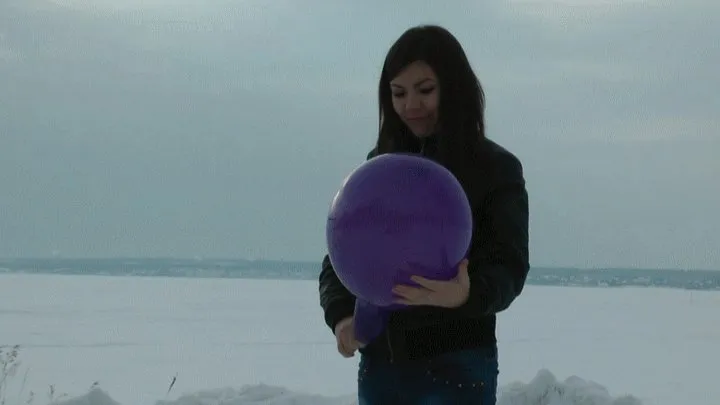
[
  {"x1": 419, "y1": 87, "x2": 435, "y2": 95},
  {"x1": 392, "y1": 91, "x2": 406, "y2": 98}
]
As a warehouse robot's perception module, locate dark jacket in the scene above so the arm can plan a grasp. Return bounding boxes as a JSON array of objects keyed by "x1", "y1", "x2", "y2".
[{"x1": 318, "y1": 135, "x2": 530, "y2": 363}]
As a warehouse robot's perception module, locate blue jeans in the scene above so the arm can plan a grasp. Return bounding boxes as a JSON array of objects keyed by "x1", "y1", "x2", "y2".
[{"x1": 357, "y1": 346, "x2": 499, "y2": 405}]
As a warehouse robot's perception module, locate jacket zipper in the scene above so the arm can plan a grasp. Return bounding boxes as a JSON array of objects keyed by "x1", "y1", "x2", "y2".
[
  {"x1": 387, "y1": 137, "x2": 428, "y2": 364},
  {"x1": 385, "y1": 138, "x2": 427, "y2": 363},
  {"x1": 387, "y1": 327, "x2": 394, "y2": 363}
]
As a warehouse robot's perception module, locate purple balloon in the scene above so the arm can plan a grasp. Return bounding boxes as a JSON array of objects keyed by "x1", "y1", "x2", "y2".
[
  {"x1": 326, "y1": 153, "x2": 473, "y2": 308},
  {"x1": 353, "y1": 299, "x2": 389, "y2": 344}
]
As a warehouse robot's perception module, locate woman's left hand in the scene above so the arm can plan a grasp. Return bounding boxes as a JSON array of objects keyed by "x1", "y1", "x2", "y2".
[{"x1": 392, "y1": 259, "x2": 470, "y2": 308}]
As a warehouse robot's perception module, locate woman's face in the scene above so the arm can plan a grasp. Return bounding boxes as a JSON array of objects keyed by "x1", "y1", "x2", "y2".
[{"x1": 390, "y1": 60, "x2": 440, "y2": 138}]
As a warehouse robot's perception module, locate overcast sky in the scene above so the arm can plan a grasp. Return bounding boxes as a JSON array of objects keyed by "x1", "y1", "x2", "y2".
[{"x1": 1, "y1": 0, "x2": 718, "y2": 269}]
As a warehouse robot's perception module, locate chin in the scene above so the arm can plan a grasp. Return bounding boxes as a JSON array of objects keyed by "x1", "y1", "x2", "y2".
[
  {"x1": 408, "y1": 127, "x2": 432, "y2": 138},
  {"x1": 413, "y1": 131, "x2": 434, "y2": 139},
  {"x1": 405, "y1": 122, "x2": 437, "y2": 138}
]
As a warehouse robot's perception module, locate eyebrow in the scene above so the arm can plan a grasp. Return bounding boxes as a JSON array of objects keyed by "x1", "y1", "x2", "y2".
[{"x1": 390, "y1": 78, "x2": 435, "y2": 89}]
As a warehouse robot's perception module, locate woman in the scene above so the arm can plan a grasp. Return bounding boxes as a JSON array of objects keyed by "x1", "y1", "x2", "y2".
[{"x1": 318, "y1": 24, "x2": 530, "y2": 404}]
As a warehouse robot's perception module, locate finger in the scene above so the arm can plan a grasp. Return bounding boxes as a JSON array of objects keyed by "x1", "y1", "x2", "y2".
[
  {"x1": 349, "y1": 337, "x2": 365, "y2": 350},
  {"x1": 337, "y1": 330, "x2": 354, "y2": 355},
  {"x1": 337, "y1": 340, "x2": 351, "y2": 357},
  {"x1": 408, "y1": 276, "x2": 445, "y2": 291},
  {"x1": 394, "y1": 294, "x2": 436, "y2": 306},
  {"x1": 394, "y1": 297, "x2": 423, "y2": 306},
  {"x1": 337, "y1": 339, "x2": 355, "y2": 357},
  {"x1": 412, "y1": 260, "x2": 468, "y2": 287},
  {"x1": 393, "y1": 285, "x2": 431, "y2": 301},
  {"x1": 456, "y1": 260, "x2": 470, "y2": 284},
  {"x1": 458, "y1": 259, "x2": 468, "y2": 273},
  {"x1": 334, "y1": 317, "x2": 353, "y2": 336},
  {"x1": 345, "y1": 343, "x2": 359, "y2": 356},
  {"x1": 458, "y1": 259, "x2": 469, "y2": 273},
  {"x1": 393, "y1": 286, "x2": 434, "y2": 306},
  {"x1": 351, "y1": 332, "x2": 367, "y2": 348},
  {"x1": 342, "y1": 331, "x2": 360, "y2": 352}
]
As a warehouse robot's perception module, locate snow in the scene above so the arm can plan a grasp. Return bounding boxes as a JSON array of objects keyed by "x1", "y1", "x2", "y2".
[{"x1": 1, "y1": 274, "x2": 718, "y2": 405}]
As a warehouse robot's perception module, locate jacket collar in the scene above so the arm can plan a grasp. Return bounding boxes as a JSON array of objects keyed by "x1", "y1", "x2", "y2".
[{"x1": 417, "y1": 131, "x2": 440, "y2": 159}]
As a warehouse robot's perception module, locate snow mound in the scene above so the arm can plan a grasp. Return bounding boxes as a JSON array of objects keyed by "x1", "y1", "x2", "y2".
[
  {"x1": 52, "y1": 388, "x2": 121, "y2": 405},
  {"x1": 153, "y1": 385, "x2": 357, "y2": 405},
  {"x1": 498, "y1": 369, "x2": 643, "y2": 405},
  {"x1": 52, "y1": 385, "x2": 356, "y2": 405},
  {"x1": 50, "y1": 369, "x2": 641, "y2": 405}
]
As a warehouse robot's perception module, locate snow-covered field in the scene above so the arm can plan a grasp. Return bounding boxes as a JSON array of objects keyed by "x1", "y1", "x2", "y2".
[{"x1": 1, "y1": 273, "x2": 718, "y2": 405}]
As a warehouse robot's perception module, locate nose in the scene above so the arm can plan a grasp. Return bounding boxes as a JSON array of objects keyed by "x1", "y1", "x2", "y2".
[{"x1": 405, "y1": 93, "x2": 423, "y2": 111}]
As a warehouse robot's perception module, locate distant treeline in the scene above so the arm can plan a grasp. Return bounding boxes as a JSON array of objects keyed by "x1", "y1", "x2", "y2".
[{"x1": 1, "y1": 258, "x2": 718, "y2": 291}]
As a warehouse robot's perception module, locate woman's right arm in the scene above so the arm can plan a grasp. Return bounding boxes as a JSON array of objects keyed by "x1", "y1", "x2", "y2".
[
  {"x1": 318, "y1": 255, "x2": 356, "y2": 331},
  {"x1": 318, "y1": 147, "x2": 379, "y2": 332}
]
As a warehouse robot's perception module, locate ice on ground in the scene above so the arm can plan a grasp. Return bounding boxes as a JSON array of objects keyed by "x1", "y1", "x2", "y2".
[
  {"x1": 52, "y1": 384, "x2": 357, "y2": 405},
  {"x1": 48, "y1": 369, "x2": 641, "y2": 405},
  {"x1": 3, "y1": 275, "x2": 718, "y2": 405}
]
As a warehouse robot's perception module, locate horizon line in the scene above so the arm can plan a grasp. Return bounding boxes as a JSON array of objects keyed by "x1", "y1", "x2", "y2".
[{"x1": 0, "y1": 256, "x2": 716, "y2": 272}]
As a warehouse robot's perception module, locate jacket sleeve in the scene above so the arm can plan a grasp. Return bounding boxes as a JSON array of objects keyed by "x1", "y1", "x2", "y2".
[
  {"x1": 318, "y1": 254, "x2": 356, "y2": 331},
  {"x1": 318, "y1": 147, "x2": 379, "y2": 331},
  {"x1": 456, "y1": 152, "x2": 530, "y2": 317}
]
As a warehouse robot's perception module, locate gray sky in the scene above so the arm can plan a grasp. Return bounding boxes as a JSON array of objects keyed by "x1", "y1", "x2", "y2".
[{"x1": 1, "y1": 0, "x2": 718, "y2": 269}]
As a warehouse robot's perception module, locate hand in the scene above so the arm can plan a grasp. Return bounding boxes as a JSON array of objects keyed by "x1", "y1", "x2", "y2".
[
  {"x1": 334, "y1": 316, "x2": 365, "y2": 358},
  {"x1": 392, "y1": 259, "x2": 470, "y2": 308}
]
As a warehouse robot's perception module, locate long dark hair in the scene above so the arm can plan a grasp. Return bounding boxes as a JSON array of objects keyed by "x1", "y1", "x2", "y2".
[{"x1": 376, "y1": 25, "x2": 487, "y2": 187}]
